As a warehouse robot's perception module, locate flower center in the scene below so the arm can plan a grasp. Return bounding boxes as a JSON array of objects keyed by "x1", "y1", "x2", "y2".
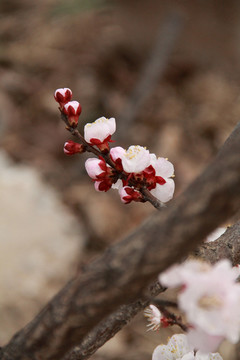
[
  {"x1": 125, "y1": 146, "x2": 144, "y2": 160},
  {"x1": 198, "y1": 295, "x2": 223, "y2": 309}
]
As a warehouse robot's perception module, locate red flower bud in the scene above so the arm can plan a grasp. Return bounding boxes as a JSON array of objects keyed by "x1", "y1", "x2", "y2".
[
  {"x1": 54, "y1": 88, "x2": 72, "y2": 109},
  {"x1": 63, "y1": 101, "x2": 82, "y2": 128},
  {"x1": 64, "y1": 141, "x2": 85, "y2": 155}
]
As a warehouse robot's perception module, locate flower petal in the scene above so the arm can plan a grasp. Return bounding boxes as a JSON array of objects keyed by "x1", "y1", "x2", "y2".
[{"x1": 150, "y1": 179, "x2": 175, "y2": 203}]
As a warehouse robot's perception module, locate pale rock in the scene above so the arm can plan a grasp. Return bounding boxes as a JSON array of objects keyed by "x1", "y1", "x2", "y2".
[{"x1": 0, "y1": 151, "x2": 84, "y2": 343}]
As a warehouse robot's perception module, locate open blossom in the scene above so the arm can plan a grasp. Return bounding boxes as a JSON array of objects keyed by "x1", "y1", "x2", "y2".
[
  {"x1": 187, "y1": 327, "x2": 224, "y2": 354},
  {"x1": 54, "y1": 88, "x2": 72, "y2": 108},
  {"x1": 159, "y1": 259, "x2": 240, "y2": 351},
  {"x1": 152, "y1": 334, "x2": 222, "y2": 360},
  {"x1": 121, "y1": 145, "x2": 151, "y2": 173},
  {"x1": 84, "y1": 117, "x2": 116, "y2": 152},
  {"x1": 148, "y1": 155, "x2": 175, "y2": 203},
  {"x1": 63, "y1": 101, "x2": 82, "y2": 128}
]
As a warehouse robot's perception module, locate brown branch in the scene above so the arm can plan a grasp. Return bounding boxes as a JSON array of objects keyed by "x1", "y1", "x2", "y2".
[
  {"x1": 65, "y1": 220, "x2": 240, "y2": 360},
  {"x1": 65, "y1": 281, "x2": 164, "y2": 360},
  {"x1": 1, "y1": 122, "x2": 240, "y2": 360},
  {"x1": 193, "y1": 221, "x2": 240, "y2": 265}
]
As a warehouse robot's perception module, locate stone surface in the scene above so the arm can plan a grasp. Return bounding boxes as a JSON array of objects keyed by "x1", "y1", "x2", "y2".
[{"x1": 0, "y1": 151, "x2": 84, "y2": 344}]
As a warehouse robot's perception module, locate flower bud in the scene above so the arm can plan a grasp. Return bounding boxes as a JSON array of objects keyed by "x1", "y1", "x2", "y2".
[
  {"x1": 120, "y1": 186, "x2": 143, "y2": 204},
  {"x1": 64, "y1": 141, "x2": 85, "y2": 155},
  {"x1": 63, "y1": 101, "x2": 82, "y2": 128},
  {"x1": 94, "y1": 179, "x2": 113, "y2": 192},
  {"x1": 110, "y1": 146, "x2": 125, "y2": 171},
  {"x1": 85, "y1": 158, "x2": 107, "y2": 179},
  {"x1": 54, "y1": 88, "x2": 72, "y2": 109}
]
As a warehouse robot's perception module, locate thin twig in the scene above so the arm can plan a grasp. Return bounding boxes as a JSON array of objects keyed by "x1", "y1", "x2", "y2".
[{"x1": 157, "y1": 305, "x2": 188, "y2": 332}]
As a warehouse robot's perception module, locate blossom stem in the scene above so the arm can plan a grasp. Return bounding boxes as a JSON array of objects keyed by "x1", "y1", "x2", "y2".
[
  {"x1": 140, "y1": 188, "x2": 165, "y2": 210},
  {"x1": 61, "y1": 111, "x2": 165, "y2": 210}
]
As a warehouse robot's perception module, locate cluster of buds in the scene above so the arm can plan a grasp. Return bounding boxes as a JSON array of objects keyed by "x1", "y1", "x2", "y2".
[
  {"x1": 54, "y1": 88, "x2": 82, "y2": 128},
  {"x1": 54, "y1": 88, "x2": 175, "y2": 206}
]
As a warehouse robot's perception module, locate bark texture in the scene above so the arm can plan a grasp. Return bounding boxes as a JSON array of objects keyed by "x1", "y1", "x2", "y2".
[
  {"x1": 66, "y1": 221, "x2": 240, "y2": 360},
  {"x1": 1, "y1": 123, "x2": 240, "y2": 360}
]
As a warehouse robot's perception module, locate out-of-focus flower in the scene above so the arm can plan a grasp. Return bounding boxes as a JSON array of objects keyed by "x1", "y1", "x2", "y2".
[
  {"x1": 120, "y1": 145, "x2": 151, "y2": 173},
  {"x1": 187, "y1": 327, "x2": 224, "y2": 354},
  {"x1": 63, "y1": 141, "x2": 85, "y2": 155},
  {"x1": 63, "y1": 101, "x2": 82, "y2": 128},
  {"x1": 152, "y1": 334, "x2": 222, "y2": 360},
  {"x1": 159, "y1": 259, "x2": 240, "y2": 352},
  {"x1": 54, "y1": 88, "x2": 72, "y2": 108},
  {"x1": 84, "y1": 117, "x2": 116, "y2": 152}
]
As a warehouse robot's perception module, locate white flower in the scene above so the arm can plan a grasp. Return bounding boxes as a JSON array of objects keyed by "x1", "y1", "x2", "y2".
[
  {"x1": 84, "y1": 117, "x2": 116, "y2": 144},
  {"x1": 159, "y1": 259, "x2": 240, "y2": 351},
  {"x1": 179, "y1": 260, "x2": 240, "y2": 343},
  {"x1": 187, "y1": 327, "x2": 224, "y2": 354},
  {"x1": 144, "y1": 305, "x2": 162, "y2": 331},
  {"x1": 121, "y1": 145, "x2": 151, "y2": 173},
  {"x1": 150, "y1": 154, "x2": 174, "y2": 178},
  {"x1": 110, "y1": 146, "x2": 125, "y2": 162},
  {"x1": 152, "y1": 334, "x2": 222, "y2": 360},
  {"x1": 152, "y1": 334, "x2": 194, "y2": 360},
  {"x1": 159, "y1": 260, "x2": 211, "y2": 288},
  {"x1": 150, "y1": 155, "x2": 175, "y2": 203}
]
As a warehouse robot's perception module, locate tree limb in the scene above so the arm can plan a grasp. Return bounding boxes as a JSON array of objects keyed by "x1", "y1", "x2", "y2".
[
  {"x1": 65, "y1": 221, "x2": 240, "y2": 360},
  {"x1": 1, "y1": 123, "x2": 240, "y2": 360}
]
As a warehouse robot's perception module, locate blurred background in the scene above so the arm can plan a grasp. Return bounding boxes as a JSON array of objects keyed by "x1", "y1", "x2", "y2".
[{"x1": 0, "y1": 0, "x2": 240, "y2": 359}]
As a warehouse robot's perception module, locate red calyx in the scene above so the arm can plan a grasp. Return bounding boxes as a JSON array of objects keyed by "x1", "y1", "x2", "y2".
[{"x1": 64, "y1": 141, "x2": 85, "y2": 155}]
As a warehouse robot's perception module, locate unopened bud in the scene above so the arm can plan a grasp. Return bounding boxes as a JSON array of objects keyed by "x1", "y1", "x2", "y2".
[
  {"x1": 120, "y1": 186, "x2": 143, "y2": 204},
  {"x1": 54, "y1": 88, "x2": 72, "y2": 109},
  {"x1": 64, "y1": 141, "x2": 85, "y2": 155},
  {"x1": 63, "y1": 101, "x2": 82, "y2": 128}
]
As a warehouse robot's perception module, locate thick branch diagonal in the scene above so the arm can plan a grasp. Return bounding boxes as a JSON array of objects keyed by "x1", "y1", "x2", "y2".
[
  {"x1": 1, "y1": 123, "x2": 240, "y2": 360},
  {"x1": 65, "y1": 221, "x2": 240, "y2": 360}
]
